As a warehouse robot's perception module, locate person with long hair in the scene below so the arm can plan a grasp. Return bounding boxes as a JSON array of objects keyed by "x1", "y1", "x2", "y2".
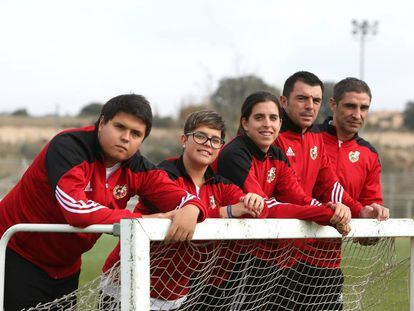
[{"x1": 215, "y1": 91, "x2": 350, "y2": 310}]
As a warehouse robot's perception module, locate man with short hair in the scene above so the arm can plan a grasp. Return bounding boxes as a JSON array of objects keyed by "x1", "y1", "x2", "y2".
[
  {"x1": 274, "y1": 71, "x2": 389, "y2": 310},
  {"x1": 316, "y1": 77, "x2": 385, "y2": 216},
  {"x1": 0, "y1": 94, "x2": 207, "y2": 311}
]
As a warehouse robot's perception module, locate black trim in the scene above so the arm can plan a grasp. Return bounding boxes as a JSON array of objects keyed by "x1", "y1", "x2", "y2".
[
  {"x1": 45, "y1": 128, "x2": 98, "y2": 190},
  {"x1": 158, "y1": 156, "x2": 233, "y2": 186}
]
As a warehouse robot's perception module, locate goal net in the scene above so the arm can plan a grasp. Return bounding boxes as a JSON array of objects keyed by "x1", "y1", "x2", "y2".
[{"x1": 21, "y1": 219, "x2": 411, "y2": 311}]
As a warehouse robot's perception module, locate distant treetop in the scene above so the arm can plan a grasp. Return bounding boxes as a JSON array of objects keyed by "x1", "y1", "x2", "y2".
[{"x1": 78, "y1": 102, "x2": 103, "y2": 117}]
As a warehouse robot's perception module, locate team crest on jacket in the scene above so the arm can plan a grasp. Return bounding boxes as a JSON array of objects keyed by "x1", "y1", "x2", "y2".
[
  {"x1": 310, "y1": 146, "x2": 318, "y2": 160},
  {"x1": 267, "y1": 167, "x2": 276, "y2": 183},
  {"x1": 113, "y1": 185, "x2": 128, "y2": 199},
  {"x1": 349, "y1": 151, "x2": 360, "y2": 163},
  {"x1": 210, "y1": 196, "x2": 216, "y2": 209}
]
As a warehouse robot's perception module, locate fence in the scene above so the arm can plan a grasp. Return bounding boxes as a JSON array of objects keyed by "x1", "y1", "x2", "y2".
[{"x1": 1, "y1": 219, "x2": 414, "y2": 310}]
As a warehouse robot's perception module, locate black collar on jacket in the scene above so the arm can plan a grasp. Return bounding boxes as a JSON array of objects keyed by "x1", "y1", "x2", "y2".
[
  {"x1": 166, "y1": 155, "x2": 216, "y2": 184},
  {"x1": 321, "y1": 116, "x2": 359, "y2": 141},
  {"x1": 241, "y1": 134, "x2": 268, "y2": 161}
]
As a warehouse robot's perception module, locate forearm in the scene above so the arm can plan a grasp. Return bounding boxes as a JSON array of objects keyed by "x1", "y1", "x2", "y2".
[{"x1": 266, "y1": 203, "x2": 334, "y2": 226}]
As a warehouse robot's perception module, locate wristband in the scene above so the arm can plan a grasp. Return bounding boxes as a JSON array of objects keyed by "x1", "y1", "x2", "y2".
[{"x1": 227, "y1": 205, "x2": 234, "y2": 218}]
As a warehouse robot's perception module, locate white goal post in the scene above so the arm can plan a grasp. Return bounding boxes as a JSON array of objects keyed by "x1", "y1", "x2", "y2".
[
  {"x1": 0, "y1": 224, "x2": 115, "y2": 311},
  {"x1": 0, "y1": 219, "x2": 414, "y2": 311},
  {"x1": 119, "y1": 218, "x2": 414, "y2": 311}
]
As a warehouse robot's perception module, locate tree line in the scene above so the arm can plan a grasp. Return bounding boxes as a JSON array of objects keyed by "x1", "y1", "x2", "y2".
[{"x1": 5, "y1": 74, "x2": 414, "y2": 132}]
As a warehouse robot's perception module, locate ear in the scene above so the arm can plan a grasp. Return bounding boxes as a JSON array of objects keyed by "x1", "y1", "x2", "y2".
[
  {"x1": 241, "y1": 117, "x2": 249, "y2": 132},
  {"x1": 329, "y1": 98, "x2": 336, "y2": 113},
  {"x1": 279, "y1": 95, "x2": 288, "y2": 109},
  {"x1": 181, "y1": 134, "x2": 187, "y2": 148},
  {"x1": 98, "y1": 116, "x2": 105, "y2": 131}
]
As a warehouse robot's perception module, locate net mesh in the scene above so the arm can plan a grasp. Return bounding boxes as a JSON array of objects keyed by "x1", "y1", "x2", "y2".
[{"x1": 24, "y1": 237, "x2": 409, "y2": 311}]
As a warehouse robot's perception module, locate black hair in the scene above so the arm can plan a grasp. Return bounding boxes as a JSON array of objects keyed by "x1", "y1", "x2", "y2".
[
  {"x1": 282, "y1": 71, "x2": 324, "y2": 98},
  {"x1": 237, "y1": 91, "x2": 281, "y2": 135},
  {"x1": 95, "y1": 94, "x2": 153, "y2": 138},
  {"x1": 184, "y1": 110, "x2": 226, "y2": 139},
  {"x1": 333, "y1": 77, "x2": 372, "y2": 103}
]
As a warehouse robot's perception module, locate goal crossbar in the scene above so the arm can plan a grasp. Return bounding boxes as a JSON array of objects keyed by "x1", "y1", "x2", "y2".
[
  {"x1": 1, "y1": 219, "x2": 414, "y2": 311},
  {"x1": 120, "y1": 218, "x2": 414, "y2": 310}
]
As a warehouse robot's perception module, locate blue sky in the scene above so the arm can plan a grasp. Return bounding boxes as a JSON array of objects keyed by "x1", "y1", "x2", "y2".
[{"x1": 1, "y1": 0, "x2": 413, "y2": 116}]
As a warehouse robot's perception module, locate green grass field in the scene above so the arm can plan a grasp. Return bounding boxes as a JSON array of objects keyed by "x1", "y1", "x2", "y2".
[
  {"x1": 80, "y1": 233, "x2": 118, "y2": 286},
  {"x1": 79, "y1": 236, "x2": 411, "y2": 310}
]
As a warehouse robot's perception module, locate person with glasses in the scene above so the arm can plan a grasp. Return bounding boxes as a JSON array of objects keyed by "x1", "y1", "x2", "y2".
[{"x1": 101, "y1": 110, "x2": 265, "y2": 311}]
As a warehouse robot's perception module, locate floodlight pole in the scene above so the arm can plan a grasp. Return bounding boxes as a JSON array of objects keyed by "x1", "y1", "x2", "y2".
[{"x1": 351, "y1": 20, "x2": 378, "y2": 80}]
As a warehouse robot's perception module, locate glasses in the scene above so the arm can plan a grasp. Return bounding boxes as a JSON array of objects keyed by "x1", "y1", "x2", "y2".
[{"x1": 185, "y1": 131, "x2": 225, "y2": 149}]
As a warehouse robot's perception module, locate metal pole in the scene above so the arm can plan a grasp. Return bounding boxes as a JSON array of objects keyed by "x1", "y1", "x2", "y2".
[
  {"x1": 352, "y1": 20, "x2": 378, "y2": 80},
  {"x1": 360, "y1": 31, "x2": 365, "y2": 80},
  {"x1": 120, "y1": 219, "x2": 151, "y2": 311},
  {"x1": 410, "y1": 237, "x2": 414, "y2": 310}
]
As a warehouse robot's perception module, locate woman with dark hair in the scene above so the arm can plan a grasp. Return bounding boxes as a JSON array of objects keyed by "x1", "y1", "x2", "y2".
[{"x1": 215, "y1": 91, "x2": 350, "y2": 310}]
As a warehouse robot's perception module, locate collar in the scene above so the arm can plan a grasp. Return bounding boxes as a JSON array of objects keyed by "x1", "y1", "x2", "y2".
[
  {"x1": 177, "y1": 155, "x2": 216, "y2": 183},
  {"x1": 241, "y1": 134, "x2": 268, "y2": 161},
  {"x1": 323, "y1": 116, "x2": 359, "y2": 141},
  {"x1": 281, "y1": 109, "x2": 314, "y2": 134}
]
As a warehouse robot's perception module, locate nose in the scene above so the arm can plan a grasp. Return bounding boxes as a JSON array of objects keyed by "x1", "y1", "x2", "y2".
[
  {"x1": 120, "y1": 130, "x2": 130, "y2": 142},
  {"x1": 263, "y1": 116, "x2": 271, "y2": 126},
  {"x1": 304, "y1": 98, "x2": 314, "y2": 109},
  {"x1": 352, "y1": 107, "x2": 362, "y2": 120}
]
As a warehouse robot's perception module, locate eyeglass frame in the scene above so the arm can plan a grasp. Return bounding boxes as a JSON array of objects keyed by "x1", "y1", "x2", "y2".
[{"x1": 185, "y1": 131, "x2": 225, "y2": 149}]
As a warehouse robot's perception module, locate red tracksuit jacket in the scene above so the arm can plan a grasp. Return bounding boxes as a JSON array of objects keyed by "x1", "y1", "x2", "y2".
[
  {"x1": 316, "y1": 117, "x2": 382, "y2": 206},
  {"x1": 216, "y1": 134, "x2": 339, "y2": 267},
  {"x1": 0, "y1": 126, "x2": 205, "y2": 279},
  {"x1": 274, "y1": 112, "x2": 365, "y2": 268},
  {"x1": 103, "y1": 156, "x2": 248, "y2": 301}
]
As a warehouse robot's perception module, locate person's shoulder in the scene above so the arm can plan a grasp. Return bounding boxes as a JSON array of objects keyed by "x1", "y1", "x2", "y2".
[
  {"x1": 221, "y1": 136, "x2": 247, "y2": 151},
  {"x1": 47, "y1": 125, "x2": 97, "y2": 162},
  {"x1": 355, "y1": 136, "x2": 379, "y2": 155},
  {"x1": 268, "y1": 145, "x2": 289, "y2": 164},
  {"x1": 53, "y1": 125, "x2": 96, "y2": 141},
  {"x1": 220, "y1": 136, "x2": 250, "y2": 159},
  {"x1": 311, "y1": 123, "x2": 327, "y2": 133},
  {"x1": 157, "y1": 158, "x2": 181, "y2": 180},
  {"x1": 308, "y1": 124, "x2": 326, "y2": 137},
  {"x1": 208, "y1": 172, "x2": 238, "y2": 186},
  {"x1": 127, "y1": 153, "x2": 159, "y2": 173}
]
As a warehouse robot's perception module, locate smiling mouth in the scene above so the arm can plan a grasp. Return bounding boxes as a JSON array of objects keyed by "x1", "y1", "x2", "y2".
[
  {"x1": 198, "y1": 149, "x2": 212, "y2": 155},
  {"x1": 259, "y1": 131, "x2": 274, "y2": 137}
]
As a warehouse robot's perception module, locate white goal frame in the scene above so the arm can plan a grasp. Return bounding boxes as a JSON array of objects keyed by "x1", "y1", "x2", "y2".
[
  {"x1": 120, "y1": 218, "x2": 414, "y2": 311},
  {"x1": 1, "y1": 218, "x2": 414, "y2": 311}
]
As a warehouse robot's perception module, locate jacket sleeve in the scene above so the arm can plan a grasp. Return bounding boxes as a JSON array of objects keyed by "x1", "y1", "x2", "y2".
[
  {"x1": 358, "y1": 154, "x2": 383, "y2": 206},
  {"x1": 135, "y1": 168, "x2": 207, "y2": 222},
  {"x1": 312, "y1": 145, "x2": 363, "y2": 217},
  {"x1": 265, "y1": 202, "x2": 334, "y2": 226},
  {"x1": 46, "y1": 135, "x2": 142, "y2": 228},
  {"x1": 217, "y1": 147, "x2": 268, "y2": 198},
  {"x1": 274, "y1": 160, "x2": 323, "y2": 207},
  {"x1": 208, "y1": 181, "x2": 269, "y2": 219}
]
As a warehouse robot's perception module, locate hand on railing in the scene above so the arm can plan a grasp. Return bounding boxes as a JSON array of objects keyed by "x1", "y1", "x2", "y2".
[{"x1": 359, "y1": 203, "x2": 390, "y2": 221}]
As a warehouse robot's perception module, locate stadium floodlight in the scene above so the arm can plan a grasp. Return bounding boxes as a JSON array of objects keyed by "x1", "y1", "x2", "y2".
[{"x1": 351, "y1": 19, "x2": 379, "y2": 80}]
